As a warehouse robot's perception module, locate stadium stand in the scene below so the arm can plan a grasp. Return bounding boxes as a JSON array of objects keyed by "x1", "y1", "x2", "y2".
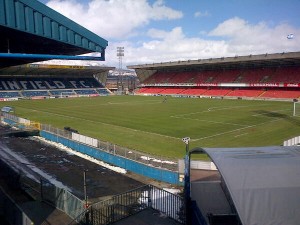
[
  {"x1": 0, "y1": 76, "x2": 110, "y2": 100},
  {"x1": 269, "y1": 67, "x2": 300, "y2": 83},
  {"x1": 180, "y1": 88, "x2": 208, "y2": 96},
  {"x1": 260, "y1": 88, "x2": 300, "y2": 99},
  {"x1": 238, "y1": 68, "x2": 275, "y2": 83},
  {"x1": 226, "y1": 88, "x2": 264, "y2": 98},
  {"x1": 0, "y1": 91, "x2": 20, "y2": 98},
  {"x1": 202, "y1": 88, "x2": 232, "y2": 97},
  {"x1": 210, "y1": 69, "x2": 241, "y2": 83},
  {"x1": 22, "y1": 90, "x2": 49, "y2": 98},
  {"x1": 132, "y1": 54, "x2": 300, "y2": 100}
]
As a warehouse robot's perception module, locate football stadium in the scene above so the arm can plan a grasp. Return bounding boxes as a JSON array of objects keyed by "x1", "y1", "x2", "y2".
[{"x1": 0, "y1": 1, "x2": 300, "y2": 225}]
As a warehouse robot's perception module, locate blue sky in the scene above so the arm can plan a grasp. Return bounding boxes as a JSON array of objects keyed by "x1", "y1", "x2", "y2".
[{"x1": 39, "y1": 0, "x2": 300, "y2": 67}]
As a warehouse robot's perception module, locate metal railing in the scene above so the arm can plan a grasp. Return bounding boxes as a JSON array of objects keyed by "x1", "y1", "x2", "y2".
[
  {"x1": 41, "y1": 179, "x2": 85, "y2": 219},
  {"x1": 2, "y1": 113, "x2": 178, "y2": 172},
  {"x1": 2, "y1": 114, "x2": 184, "y2": 224},
  {"x1": 71, "y1": 185, "x2": 185, "y2": 225},
  {"x1": 41, "y1": 124, "x2": 178, "y2": 172}
]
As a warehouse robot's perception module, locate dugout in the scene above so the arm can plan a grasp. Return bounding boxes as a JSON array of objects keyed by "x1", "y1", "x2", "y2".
[{"x1": 187, "y1": 146, "x2": 300, "y2": 225}]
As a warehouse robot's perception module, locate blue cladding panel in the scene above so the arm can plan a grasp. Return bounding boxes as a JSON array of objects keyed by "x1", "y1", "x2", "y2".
[
  {"x1": 75, "y1": 34, "x2": 81, "y2": 46},
  {"x1": 43, "y1": 16, "x2": 51, "y2": 37},
  {"x1": 34, "y1": 11, "x2": 43, "y2": 35},
  {"x1": 5, "y1": 0, "x2": 15, "y2": 27},
  {"x1": 25, "y1": 6, "x2": 34, "y2": 32},
  {"x1": 59, "y1": 25, "x2": 67, "y2": 42},
  {"x1": 89, "y1": 42, "x2": 95, "y2": 50},
  {"x1": 67, "y1": 30, "x2": 75, "y2": 44},
  {"x1": 15, "y1": 1, "x2": 25, "y2": 30},
  {"x1": 40, "y1": 131, "x2": 180, "y2": 185},
  {"x1": 82, "y1": 38, "x2": 88, "y2": 49},
  {"x1": 1, "y1": 0, "x2": 108, "y2": 54},
  {"x1": 0, "y1": 0, "x2": 5, "y2": 24},
  {"x1": 51, "y1": 21, "x2": 59, "y2": 39}
]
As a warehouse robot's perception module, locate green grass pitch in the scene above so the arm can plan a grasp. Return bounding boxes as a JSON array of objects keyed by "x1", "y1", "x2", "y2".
[{"x1": 1, "y1": 95, "x2": 300, "y2": 159}]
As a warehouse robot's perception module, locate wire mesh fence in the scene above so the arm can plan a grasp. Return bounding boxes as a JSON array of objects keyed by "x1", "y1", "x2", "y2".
[
  {"x1": 2, "y1": 113, "x2": 178, "y2": 172},
  {"x1": 41, "y1": 124, "x2": 178, "y2": 172}
]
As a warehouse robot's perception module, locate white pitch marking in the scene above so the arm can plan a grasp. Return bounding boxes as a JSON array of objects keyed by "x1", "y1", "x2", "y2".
[
  {"x1": 191, "y1": 117, "x2": 283, "y2": 142},
  {"x1": 15, "y1": 106, "x2": 181, "y2": 141},
  {"x1": 234, "y1": 133, "x2": 248, "y2": 138},
  {"x1": 171, "y1": 116, "x2": 247, "y2": 127}
]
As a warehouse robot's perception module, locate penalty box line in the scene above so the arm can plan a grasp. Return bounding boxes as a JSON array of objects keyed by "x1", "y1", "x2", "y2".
[{"x1": 191, "y1": 117, "x2": 283, "y2": 142}]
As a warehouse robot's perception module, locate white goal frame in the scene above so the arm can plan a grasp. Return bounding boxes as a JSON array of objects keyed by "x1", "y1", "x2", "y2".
[
  {"x1": 293, "y1": 101, "x2": 300, "y2": 116},
  {"x1": 60, "y1": 91, "x2": 75, "y2": 98}
]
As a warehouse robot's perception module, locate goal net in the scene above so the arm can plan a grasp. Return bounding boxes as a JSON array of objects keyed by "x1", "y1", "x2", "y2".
[
  {"x1": 60, "y1": 91, "x2": 76, "y2": 98},
  {"x1": 293, "y1": 101, "x2": 300, "y2": 116}
]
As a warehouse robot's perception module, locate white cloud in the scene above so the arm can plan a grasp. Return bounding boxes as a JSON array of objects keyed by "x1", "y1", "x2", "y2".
[
  {"x1": 108, "y1": 17, "x2": 299, "y2": 67},
  {"x1": 209, "y1": 17, "x2": 300, "y2": 55},
  {"x1": 105, "y1": 27, "x2": 228, "y2": 66},
  {"x1": 44, "y1": 0, "x2": 300, "y2": 68},
  {"x1": 46, "y1": 0, "x2": 183, "y2": 39}
]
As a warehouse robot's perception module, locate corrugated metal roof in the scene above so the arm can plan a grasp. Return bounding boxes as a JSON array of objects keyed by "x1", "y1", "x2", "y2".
[{"x1": 202, "y1": 146, "x2": 300, "y2": 225}]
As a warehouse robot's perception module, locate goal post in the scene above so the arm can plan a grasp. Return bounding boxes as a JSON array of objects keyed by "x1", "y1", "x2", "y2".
[
  {"x1": 293, "y1": 100, "x2": 300, "y2": 116},
  {"x1": 60, "y1": 91, "x2": 76, "y2": 98}
]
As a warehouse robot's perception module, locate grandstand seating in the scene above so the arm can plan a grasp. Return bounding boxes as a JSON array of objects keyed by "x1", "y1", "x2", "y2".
[
  {"x1": 180, "y1": 88, "x2": 207, "y2": 96},
  {"x1": 0, "y1": 91, "x2": 20, "y2": 98},
  {"x1": 169, "y1": 71, "x2": 195, "y2": 83},
  {"x1": 194, "y1": 71, "x2": 216, "y2": 83},
  {"x1": 143, "y1": 72, "x2": 174, "y2": 84},
  {"x1": 75, "y1": 89, "x2": 98, "y2": 95},
  {"x1": 260, "y1": 89, "x2": 300, "y2": 99},
  {"x1": 22, "y1": 90, "x2": 49, "y2": 97},
  {"x1": 211, "y1": 69, "x2": 241, "y2": 83},
  {"x1": 202, "y1": 88, "x2": 232, "y2": 96},
  {"x1": 239, "y1": 68, "x2": 275, "y2": 83},
  {"x1": 97, "y1": 88, "x2": 110, "y2": 95},
  {"x1": 159, "y1": 88, "x2": 185, "y2": 95},
  {"x1": 268, "y1": 67, "x2": 300, "y2": 83},
  {"x1": 226, "y1": 88, "x2": 264, "y2": 97},
  {"x1": 137, "y1": 65, "x2": 300, "y2": 99},
  {"x1": 0, "y1": 76, "x2": 109, "y2": 99}
]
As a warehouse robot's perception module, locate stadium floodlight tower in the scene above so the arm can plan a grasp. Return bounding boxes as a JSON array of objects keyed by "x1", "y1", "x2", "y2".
[{"x1": 117, "y1": 47, "x2": 125, "y2": 92}]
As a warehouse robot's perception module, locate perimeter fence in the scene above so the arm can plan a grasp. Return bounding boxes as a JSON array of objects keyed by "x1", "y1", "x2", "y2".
[
  {"x1": 1, "y1": 112, "x2": 178, "y2": 172},
  {"x1": 41, "y1": 124, "x2": 178, "y2": 172},
  {"x1": 41, "y1": 179, "x2": 85, "y2": 219}
]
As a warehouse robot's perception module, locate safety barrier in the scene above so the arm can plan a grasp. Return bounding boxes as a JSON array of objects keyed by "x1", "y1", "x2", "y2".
[
  {"x1": 41, "y1": 179, "x2": 85, "y2": 219},
  {"x1": 2, "y1": 113, "x2": 181, "y2": 184},
  {"x1": 70, "y1": 185, "x2": 185, "y2": 225},
  {"x1": 40, "y1": 130, "x2": 180, "y2": 185}
]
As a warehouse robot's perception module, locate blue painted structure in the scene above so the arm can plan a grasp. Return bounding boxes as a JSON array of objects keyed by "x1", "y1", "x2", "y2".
[
  {"x1": 0, "y1": 53, "x2": 105, "y2": 61},
  {"x1": 40, "y1": 131, "x2": 180, "y2": 185},
  {"x1": 2, "y1": 117, "x2": 180, "y2": 184},
  {"x1": 0, "y1": 0, "x2": 108, "y2": 67},
  {"x1": 0, "y1": 0, "x2": 107, "y2": 52}
]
